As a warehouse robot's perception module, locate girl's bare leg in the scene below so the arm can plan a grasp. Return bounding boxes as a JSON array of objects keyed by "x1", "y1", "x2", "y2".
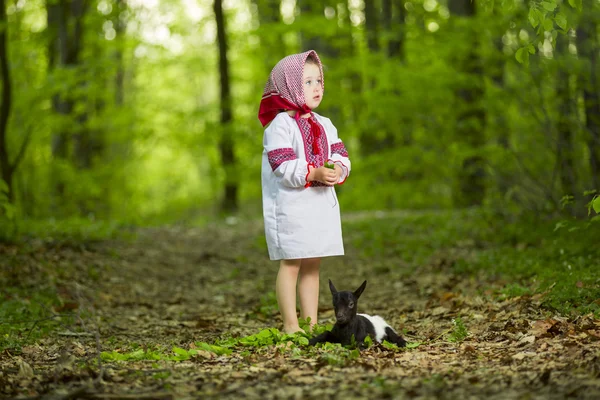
[
  {"x1": 298, "y1": 257, "x2": 321, "y2": 329},
  {"x1": 276, "y1": 259, "x2": 302, "y2": 334}
]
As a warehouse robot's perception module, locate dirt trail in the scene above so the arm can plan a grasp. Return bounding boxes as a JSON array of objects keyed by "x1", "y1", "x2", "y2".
[{"x1": 1, "y1": 218, "x2": 599, "y2": 399}]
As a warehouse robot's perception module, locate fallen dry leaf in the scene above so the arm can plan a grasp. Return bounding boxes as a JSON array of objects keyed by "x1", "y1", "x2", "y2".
[
  {"x1": 16, "y1": 359, "x2": 34, "y2": 380},
  {"x1": 530, "y1": 319, "x2": 558, "y2": 338}
]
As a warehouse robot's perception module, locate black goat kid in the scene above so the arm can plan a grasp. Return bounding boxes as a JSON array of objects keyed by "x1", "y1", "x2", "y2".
[{"x1": 308, "y1": 280, "x2": 406, "y2": 348}]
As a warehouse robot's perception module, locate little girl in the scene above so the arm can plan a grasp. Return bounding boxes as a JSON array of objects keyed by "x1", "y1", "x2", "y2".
[{"x1": 258, "y1": 50, "x2": 351, "y2": 334}]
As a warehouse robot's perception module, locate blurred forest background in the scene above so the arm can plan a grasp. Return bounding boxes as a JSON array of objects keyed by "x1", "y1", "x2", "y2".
[{"x1": 0, "y1": 0, "x2": 599, "y2": 233}]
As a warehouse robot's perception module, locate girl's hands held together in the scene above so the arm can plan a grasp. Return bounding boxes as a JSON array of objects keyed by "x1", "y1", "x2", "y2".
[
  {"x1": 308, "y1": 165, "x2": 338, "y2": 186},
  {"x1": 333, "y1": 164, "x2": 343, "y2": 182}
]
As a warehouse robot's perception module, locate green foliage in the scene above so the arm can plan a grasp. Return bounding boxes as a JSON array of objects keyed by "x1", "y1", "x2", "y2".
[
  {"x1": 587, "y1": 192, "x2": 600, "y2": 217},
  {"x1": 98, "y1": 324, "x2": 417, "y2": 366},
  {"x1": 517, "y1": 0, "x2": 581, "y2": 65},
  {"x1": 236, "y1": 327, "x2": 308, "y2": 347},
  {"x1": 100, "y1": 343, "x2": 234, "y2": 362},
  {"x1": 448, "y1": 317, "x2": 469, "y2": 343},
  {"x1": 194, "y1": 342, "x2": 233, "y2": 356}
]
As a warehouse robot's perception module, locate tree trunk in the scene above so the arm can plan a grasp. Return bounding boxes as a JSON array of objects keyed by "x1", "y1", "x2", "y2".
[
  {"x1": 555, "y1": 34, "x2": 578, "y2": 206},
  {"x1": 70, "y1": 0, "x2": 91, "y2": 171},
  {"x1": 47, "y1": 0, "x2": 68, "y2": 172},
  {"x1": 298, "y1": 0, "x2": 339, "y2": 56},
  {"x1": 114, "y1": 0, "x2": 127, "y2": 107},
  {"x1": 382, "y1": 0, "x2": 408, "y2": 146},
  {"x1": 0, "y1": 0, "x2": 13, "y2": 202},
  {"x1": 254, "y1": 0, "x2": 285, "y2": 77},
  {"x1": 489, "y1": 4, "x2": 510, "y2": 196},
  {"x1": 47, "y1": 0, "x2": 88, "y2": 199},
  {"x1": 448, "y1": 0, "x2": 486, "y2": 207},
  {"x1": 576, "y1": 3, "x2": 600, "y2": 191},
  {"x1": 364, "y1": 0, "x2": 380, "y2": 53},
  {"x1": 214, "y1": 0, "x2": 237, "y2": 213},
  {"x1": 361, "y1": 1, "x2": 388, "y2": 154},
  {"x1": 383, "y1": 0, "x2": 405, "y2": 60}
]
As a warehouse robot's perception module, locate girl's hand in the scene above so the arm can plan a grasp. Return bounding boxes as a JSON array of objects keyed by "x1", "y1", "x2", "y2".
[
  {"x1": 333, "y1": 164, "x2": 343, "y2": 182},
  {"x1": 308, "y1": 166, "x2": 338, "y2": 186}
]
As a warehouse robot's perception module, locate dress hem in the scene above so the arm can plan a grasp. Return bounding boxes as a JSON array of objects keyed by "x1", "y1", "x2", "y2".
[{"x1": 268, "y1": 251, "x2": 344, "y2": 261}]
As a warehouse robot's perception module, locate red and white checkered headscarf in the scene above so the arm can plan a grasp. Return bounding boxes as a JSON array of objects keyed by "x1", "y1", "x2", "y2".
[{"x1": 258, "y1": 50, "x2": 327, "y2": 157}]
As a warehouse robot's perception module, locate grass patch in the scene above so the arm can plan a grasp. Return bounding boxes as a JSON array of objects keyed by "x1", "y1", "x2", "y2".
[
  {"x1": 0, "y1": 289, "x2": 63, "y2": 352},
  {"x1": 1, "y1": 217, "x2": 133, "y2": 244}
]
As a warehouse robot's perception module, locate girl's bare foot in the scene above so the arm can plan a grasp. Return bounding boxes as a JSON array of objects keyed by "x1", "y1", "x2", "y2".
[{"x1": 283, "y1": 325, "x2": 303, "y2": 334}]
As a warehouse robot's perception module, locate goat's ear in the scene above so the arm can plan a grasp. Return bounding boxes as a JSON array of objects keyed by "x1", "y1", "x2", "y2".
[
  {"x1": 353, "y1": 280, "x2": 367, "y2": 299},
  {"x1": 328, "y1": 279, "x2": 338, "y2": 294}
]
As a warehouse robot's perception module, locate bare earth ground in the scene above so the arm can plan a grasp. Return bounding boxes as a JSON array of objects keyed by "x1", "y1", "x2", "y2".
[{"x1": 1, "y1": 215, "x2": 599, "y2": 399}]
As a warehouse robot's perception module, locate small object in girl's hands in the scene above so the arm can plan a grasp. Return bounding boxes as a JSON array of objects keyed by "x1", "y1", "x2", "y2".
[{"x1": 324, "y1": 162, "x2": 335, "y2": 169}]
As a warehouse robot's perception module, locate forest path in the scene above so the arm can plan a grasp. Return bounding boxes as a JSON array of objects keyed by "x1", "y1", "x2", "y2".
[{"x1": 1, "y1": 213, "x2": 599, "y2": 399}]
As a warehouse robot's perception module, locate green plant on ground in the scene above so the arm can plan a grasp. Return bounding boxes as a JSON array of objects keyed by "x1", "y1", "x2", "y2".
[{"x1": 448, "y1": 317, "x2": 468, "y2": 343}]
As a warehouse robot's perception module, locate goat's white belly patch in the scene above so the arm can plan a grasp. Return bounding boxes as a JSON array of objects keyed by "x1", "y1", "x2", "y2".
[{"x1": 358, "y1": 314, "x2": 391, "y2": 342}]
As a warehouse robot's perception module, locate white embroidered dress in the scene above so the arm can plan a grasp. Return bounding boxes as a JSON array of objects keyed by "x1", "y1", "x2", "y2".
[{"x1": 261, "y1": 112, "x2": 351, "y2": 260}]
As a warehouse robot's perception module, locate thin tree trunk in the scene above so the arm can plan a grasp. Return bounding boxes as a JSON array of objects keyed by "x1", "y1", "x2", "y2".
[
  {"x1": 489, "y1": 5, "x2": 510, "y2": 196},
  {"x1": 47, "y1": 0, "x2": 88, "y2": 201},
  {"x1": 364, "y1": 0, "x2": 379, "y2": 53},
  {"x1": 0, "y1": 0, "x2": 13, "y2": 202},
  {"x1": 47, "y1": 0, "x2": 69, "y2": 173},
  {"x1": 254, "y1": 0, "x2": 284, "y2": 73},
  {"x1": 214, "y1": 0, "x2": 237, "y2": 213},
  {"x1": 448, "y1": 0, "x2": 486, "y2": 207},
  {"x1": 71, "y1": 0, "x2": 91, "y2": 171},
  {"x1": 382, "y1": 0, "x2": 408, "y2": 146},
  {"x1": 360, "y1": 0, "x2": 387, "y2": 154},
  {"x1": 114, "y1": 0, "x2": 127, "y2": 107},
  {"x1": 298, "y1": 0, "x2": 339, "y2": 56},
  {"x1": 345, "y1": 1, "x2": 362, "y2": 129},
  {"x1": 383, "y1": 0, "x2": 405, "y2": 60},
  {"x1": 576, "y1": 3, "x2": 600, "y2": 191},
  {"x1": 555, "y1": 34, "x2": 578, "y2": 207}
]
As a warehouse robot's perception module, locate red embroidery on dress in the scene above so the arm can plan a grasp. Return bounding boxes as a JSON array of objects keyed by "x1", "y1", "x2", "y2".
[
  {"x1": 298, "y1": 115, "x2": 328, "y2": 168},
  {"x1": 331, "y1": 141, "x2": 349, "y2": 157},
  {"x1": 298, "y1": 115, "x2": 329, "y2": 187},
  {"x1": 268, "y1": 148, "x2": 297, "y2": 171}
]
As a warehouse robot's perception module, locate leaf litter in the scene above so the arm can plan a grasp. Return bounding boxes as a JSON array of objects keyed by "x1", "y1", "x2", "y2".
[{"x1": 0, "y1": 216, "x2": 599, "y2": 399}]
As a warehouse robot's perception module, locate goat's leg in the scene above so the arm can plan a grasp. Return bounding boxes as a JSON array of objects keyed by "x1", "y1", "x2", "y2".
[
  {"x1": 308, "y1": 330, "x2": 336, "y2": 346},
  {"x1": 384, "y1": 327, "x2": 406, "y2": 347}
]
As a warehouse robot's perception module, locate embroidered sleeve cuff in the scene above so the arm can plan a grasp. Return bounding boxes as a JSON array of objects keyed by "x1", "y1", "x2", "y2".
[
  {"x1": 304, "y1": 163, "x2": 315, "y2": 188},
  {"x1": 332, "y1": 160, "x2": 349, "y2": 185},
  {"x1": 267, "y1": 147, "x2": 297, "y2": 171},
  {"x1": 330, "y1": 141, "x2": 349, "y2": 158}
]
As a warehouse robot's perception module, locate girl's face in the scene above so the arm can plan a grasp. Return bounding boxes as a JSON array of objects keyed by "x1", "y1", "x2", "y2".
[{"x1": 303, "y1": 62, "x2": 323, "y2": 110}]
